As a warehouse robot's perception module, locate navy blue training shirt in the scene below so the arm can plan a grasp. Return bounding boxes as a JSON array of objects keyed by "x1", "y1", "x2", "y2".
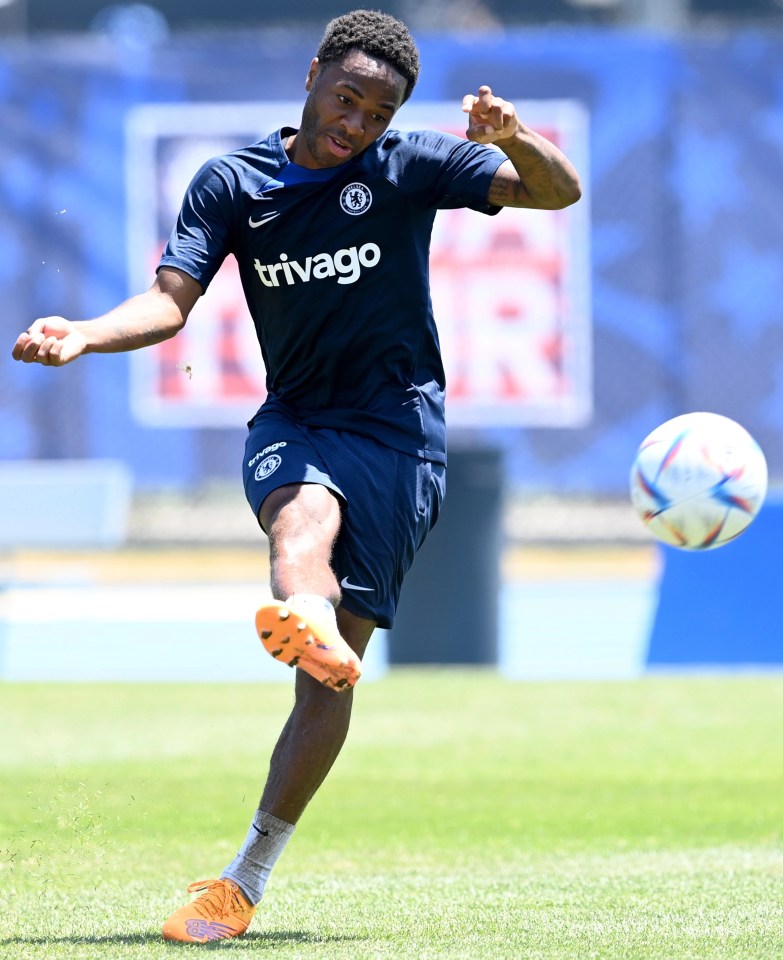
[{"x1": 159, "y1": 126, "x2": 506, "y2": 463}]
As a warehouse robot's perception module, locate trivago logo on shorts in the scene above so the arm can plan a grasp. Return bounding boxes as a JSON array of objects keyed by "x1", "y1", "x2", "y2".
[
  {"x1": 253, "y1": 242, "x2": 381, "y2": 287},
  {"x1": 248, "y1": 441, "x2": 287, "y2": 481}
]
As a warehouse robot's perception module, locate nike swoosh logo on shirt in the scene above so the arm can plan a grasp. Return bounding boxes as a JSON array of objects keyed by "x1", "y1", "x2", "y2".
[
  {"x1": 340, "y1": 577, "x2": 374, "y2": 592},
  {"x1": 249, "y1": 211, "x2": 280, "y2": 228}
]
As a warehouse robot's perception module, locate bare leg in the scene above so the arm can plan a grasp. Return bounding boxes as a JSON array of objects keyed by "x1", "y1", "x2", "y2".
[
  {"x1": 257, "y1": 484, "x2": 376, "y2": 822},
  {"x1": 260, "y1": 607, "x2": 375, "y2": 823},
  {"x1": 260, "y1": 482, "x2": 343, "y2": 604}
]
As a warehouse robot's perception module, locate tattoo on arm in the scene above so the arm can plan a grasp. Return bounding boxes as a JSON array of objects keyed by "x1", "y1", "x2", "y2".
[
  {"x1": 487, "y1": 175, "x2": 530, "y2": 208},
  {"x1": 487, "y1": 133, "x2": 582, "y2": 210}
]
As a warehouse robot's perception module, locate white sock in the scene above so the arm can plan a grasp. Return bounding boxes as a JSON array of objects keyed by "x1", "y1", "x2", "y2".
[
  {"x1": 285, "y1": 593, "x2": 337, "y2": 624},
  {"x1": 221, "y1": 810, "x2": 295, "y2": 905}
]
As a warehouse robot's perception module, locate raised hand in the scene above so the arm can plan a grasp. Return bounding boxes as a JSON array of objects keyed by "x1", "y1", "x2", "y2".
[{"x1": 462, "y1": 85, "x2": 519, "y2": 145}]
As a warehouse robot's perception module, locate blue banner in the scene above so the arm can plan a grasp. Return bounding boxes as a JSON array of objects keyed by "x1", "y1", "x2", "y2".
[{"x1": 2, "y1": 29, "x2": 782, "y2": 493}]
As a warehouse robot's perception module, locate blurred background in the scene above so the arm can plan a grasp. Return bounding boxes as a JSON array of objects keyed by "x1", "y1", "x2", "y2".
[{"x1": 1, "y1": 0, "x2": 782, "y2": 681}]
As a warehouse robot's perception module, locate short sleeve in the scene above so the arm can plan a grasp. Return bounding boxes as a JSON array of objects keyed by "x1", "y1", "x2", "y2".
[
  {"x1": 383, "y1": 130, "x2": 507, "y2": 214},
  {"x1": 157, "y1": 158, "x2": 238, "y2": 291}
]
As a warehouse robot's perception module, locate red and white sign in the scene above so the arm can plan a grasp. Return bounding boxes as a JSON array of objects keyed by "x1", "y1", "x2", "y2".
[{"x1": 125, "y1": 100, "x2": 590, "y2": 428}]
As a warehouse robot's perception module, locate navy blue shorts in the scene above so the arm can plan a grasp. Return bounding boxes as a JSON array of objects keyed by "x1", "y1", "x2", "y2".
[{"x1": 242, "y1": 408, "x2": 445, "y2": 629}]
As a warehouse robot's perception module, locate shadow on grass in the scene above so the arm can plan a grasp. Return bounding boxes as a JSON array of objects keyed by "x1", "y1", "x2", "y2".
[{"x1": 0, "y1": 930, "x2": 362, "y2": 948}]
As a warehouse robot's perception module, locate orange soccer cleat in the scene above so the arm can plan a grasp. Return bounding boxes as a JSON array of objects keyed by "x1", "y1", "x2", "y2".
[
  {"x1": 255, "y1": 600, "x2": 362, "y2": 691},
  {"x1": 162, "y1": 878, "x2": 255, "y2": 943}
]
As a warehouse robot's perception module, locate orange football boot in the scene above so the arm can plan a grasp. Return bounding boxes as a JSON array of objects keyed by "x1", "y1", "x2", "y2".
[
  {"x1": 162, "y1": 878, "x2": 255, "y2": 943},
  {"x1": 255, "y1": 600, "x2": 362, "y2": 691}
]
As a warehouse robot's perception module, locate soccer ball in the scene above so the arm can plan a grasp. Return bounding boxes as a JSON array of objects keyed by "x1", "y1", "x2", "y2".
[{"x1": 630, "y1": 412, "x2": 768, "y2": 550}]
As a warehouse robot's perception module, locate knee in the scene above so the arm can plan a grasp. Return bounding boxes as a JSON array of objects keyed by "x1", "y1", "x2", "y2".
[
  {"x1": 270, "y1": 526, "x2": 326, "y2": 566},
  {"x1": 336, "y1": 607, "x2": 376, "y2": 659},
  {"x1": 263, "y1": 485, "x2": 341, "y2": 560}
]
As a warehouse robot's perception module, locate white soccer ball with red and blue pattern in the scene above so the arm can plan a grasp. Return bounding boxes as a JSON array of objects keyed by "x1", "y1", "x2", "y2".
[{"x1": 630, "y1": 412, "x2": 768, "y2": 550}]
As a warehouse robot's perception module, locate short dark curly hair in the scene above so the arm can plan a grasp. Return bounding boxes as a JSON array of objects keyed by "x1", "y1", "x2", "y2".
[{"x1": 316, "y1": 9, "x2": 420, "y2": 103}]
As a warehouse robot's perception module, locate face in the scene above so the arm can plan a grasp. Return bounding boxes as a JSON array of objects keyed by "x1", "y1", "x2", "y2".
[{"x1": 292, "y1": 49, "x2": 407, "y2": 169}]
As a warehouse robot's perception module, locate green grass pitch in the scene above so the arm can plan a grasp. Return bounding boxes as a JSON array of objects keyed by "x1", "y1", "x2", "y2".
[{"x1": 1, "y1": 671, "x2": 782, "y2": 959}]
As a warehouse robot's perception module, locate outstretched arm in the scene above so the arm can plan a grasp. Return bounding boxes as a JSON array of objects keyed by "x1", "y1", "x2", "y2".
[
  {"x1": 463, "y1": 85, "x2": 582, "y2": 210},
  {"x1": 12, "y1": 267, "x2": 202, "y2": 367}
]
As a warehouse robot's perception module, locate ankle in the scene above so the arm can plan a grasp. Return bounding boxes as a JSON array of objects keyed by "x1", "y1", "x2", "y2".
[{"x1": 285, "y1": 594, "x2": 337, "y2": 625}]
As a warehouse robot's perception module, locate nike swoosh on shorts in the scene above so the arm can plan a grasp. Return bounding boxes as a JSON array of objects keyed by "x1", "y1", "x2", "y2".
[{"x1": 340, "y1": 577, "x2": 373, "y2": 592}]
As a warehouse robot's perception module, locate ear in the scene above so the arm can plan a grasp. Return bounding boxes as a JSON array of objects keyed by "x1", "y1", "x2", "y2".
[{"x1": 305, "y1": 58, "x2": 320, "y2": 92}]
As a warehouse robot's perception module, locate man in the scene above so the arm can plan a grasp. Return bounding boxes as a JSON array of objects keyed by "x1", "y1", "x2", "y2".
[{"x1": 12, "y1": 9, "x2": 581, "y2": 944}]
